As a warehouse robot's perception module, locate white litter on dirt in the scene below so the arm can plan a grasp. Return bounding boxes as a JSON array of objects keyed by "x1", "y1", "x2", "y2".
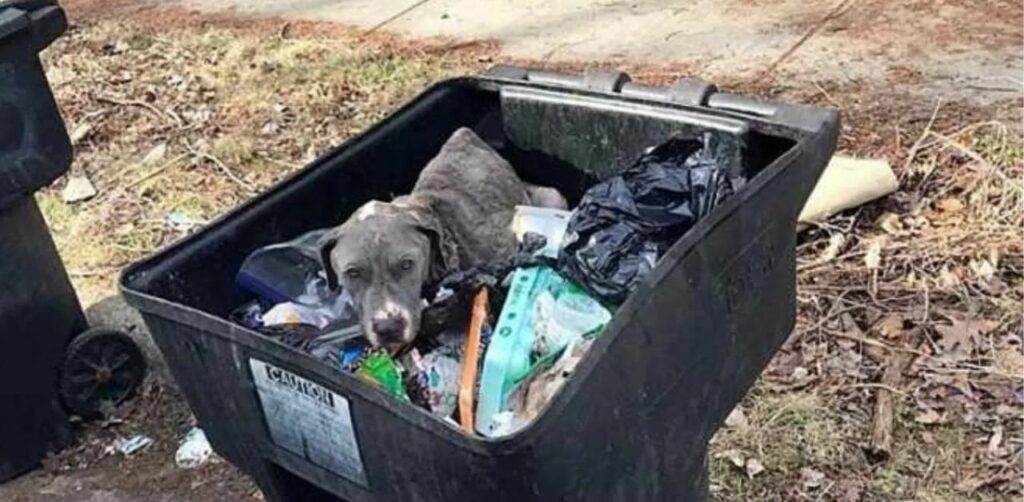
[
  {"x1": 61, "y1": 176, "x2": 97, "y2": 203},
  {"x1": 106, "y1": 434, "x2": 153, "y2": 456},
  {"x1": 175, "y1": 427, "x2": 213, "y2": 468}
]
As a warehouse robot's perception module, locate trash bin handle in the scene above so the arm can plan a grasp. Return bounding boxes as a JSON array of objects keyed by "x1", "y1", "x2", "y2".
[
  {"x1": 484, "y1": 65, "x2": 785, "y2": 118},
  {"x1": 0, "y1": 0, "x2": 65, "y2": 53}
]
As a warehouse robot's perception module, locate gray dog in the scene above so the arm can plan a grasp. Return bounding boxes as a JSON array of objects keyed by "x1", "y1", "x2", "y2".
[{"x1": 319, "y1": 128, "x2": 565, "y2": 348}]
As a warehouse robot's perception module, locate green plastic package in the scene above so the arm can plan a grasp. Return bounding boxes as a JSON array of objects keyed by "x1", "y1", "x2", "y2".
[{"x1": 356, "y1": 352, "x2": 409, "y2": 401}]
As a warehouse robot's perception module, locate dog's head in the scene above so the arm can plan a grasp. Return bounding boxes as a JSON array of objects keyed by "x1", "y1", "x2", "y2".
[{"x1": 319, "y1": 199, "x2": 457, "y2": 349}]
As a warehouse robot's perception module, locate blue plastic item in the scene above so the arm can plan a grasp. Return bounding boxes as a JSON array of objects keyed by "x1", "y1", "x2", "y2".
[
  {"x1": 235, "y1": 229, "x2": 329, "y2": 305},
  {"x1": 340, "y1": 343, "x2": 368, "y2": 371}
]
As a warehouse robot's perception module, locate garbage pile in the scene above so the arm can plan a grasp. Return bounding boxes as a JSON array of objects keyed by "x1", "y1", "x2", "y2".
[{"x1": 230, "y1": 130, "x2": 742, "y2": 437}]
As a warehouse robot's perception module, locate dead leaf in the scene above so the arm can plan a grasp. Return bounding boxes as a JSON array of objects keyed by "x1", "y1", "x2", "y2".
[
  {"x1": 969, "y1": 258, "x2": 996, "y2": 282},
  {"x1": 115, "y1": 223, "x2": 135, "y2": 236},
  {"x1": 877, "y1": 212, "x2": 903, "y2": 235},
  {"x1": 934, "y1": 317, "x2": 999, "y2": 359},
  {"x1": 718, "y1": 449, "x2": 746, "y2": 470},
  {"x1": 987, "y1": 425, "x2": 1004, "y2": 455},
  {"x1": 993, "y1": 346, "x2": 1024, "y2": 376},
  {"x1": 817, "y1": 233, "x2": 847, "y2": 262},
  {"x1": 902, "y1": 269, "x2": 918, "y2": 288},
  {"x1": 839, "y1": 312, "x2": 864, "y2": 336},
  {"x1": 872, "y1": 315, "x2": 903, "y2": 340},
  {"x1": 937, "y1": 198, "x2": 965, "y2": 213},
  {"x1": 792, "y1": 366, "x2": 810, "y2": 380},
  {"x1": 142, "y1": 143, "x2": 167, "y2": 165},
  {"x1": 914, "y1": 408, "x2": 944, "y2": 425},
  {"x1": 62, "y1": 176, "x2": 97, "y2": 203},
  {"x1": 834, "y1": 478, "x2": 865, "y2": 502},
  {"x1": 745, "y1": 458, "x2": 765, "y2": 479},
  {"x1": 70, "y1": 122, "x2": 93, "y2": 145},
  {"x1": 939, "y1": 265, "x2": 962, "y2": 288},
  {"x1": 972, "y1": 378, "x2": 1016, "y2": 401},
  {"x1": 949, "y1": 372, "x2": 974, "y2": 400},
  {"x1": 724, "y1": 406, "x2": 750, "y2": 433},
  {"x1": 801, "y1": 467, "x2": 826, "y2": 489},
  {"x1": 864, "y1": 239, "x2": 883, "y2": 269},
  {"x1": 956, "y1": 475, "x2": 986, "y2": 493},
  {"x1": 987, "y1": 248, "x2": 1001, "y2": 268}
]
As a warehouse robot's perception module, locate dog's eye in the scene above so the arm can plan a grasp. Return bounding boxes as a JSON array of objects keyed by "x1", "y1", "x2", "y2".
[
  {"x1": 400, "y1": 258, "x2": 414, "y2": 271},
  {"x1": 344, "y1": 268, "x2": 362, "y2": 280}
]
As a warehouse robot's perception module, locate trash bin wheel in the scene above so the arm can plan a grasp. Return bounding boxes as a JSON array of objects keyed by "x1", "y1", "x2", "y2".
[{"x1": 59, "y1": 328, "x2": 146, "y2": 418}]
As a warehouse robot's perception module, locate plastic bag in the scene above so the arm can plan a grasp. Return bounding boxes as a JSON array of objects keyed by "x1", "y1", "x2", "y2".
[
  {"x1": 532, "y1": 280, "x2": 610, "y2": 357},
  {"x1": 356, "y1": 352, "x2": 409, "y2": 400},
  {"x1": 496, "y1": 336, "x2": 597, "y2": 436},
  {"x1": 419, "y1": 232, "x2": 551, "y2": 338},
  {"x1": 511, "y1": 206, "x2": 572, "y2": 258},
  {"x1": 405, "y1": 345, "x2": 462, "y2": 418},
  {"x1": 475, "y1": 266, "x2": 609, "y2": 436},
  {"x1": 237, "y1": 229, "x2": 333, "y2": 305},
  {"x1": 262, "y1": 289, "x2": 357, "y2": 330},
  {"x1": 558, "y1": 133, "x2": 745, "y2": 304},
  {"x1": 175, "y1": 427, "x2": 213, "y2": 468}
]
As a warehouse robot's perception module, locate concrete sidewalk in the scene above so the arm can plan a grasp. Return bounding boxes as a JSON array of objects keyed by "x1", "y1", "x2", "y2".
[{"x1": 171, "y1": 0, "x2": 1023, "y2": 102}]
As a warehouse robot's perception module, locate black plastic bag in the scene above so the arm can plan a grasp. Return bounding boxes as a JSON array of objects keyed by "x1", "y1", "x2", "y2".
[
  {"x1": 558, "y1": 133, "x2": 745, "y2": 305},
  {"x1": 419, "y1": 232, "x2": 552, "y2": 338}
]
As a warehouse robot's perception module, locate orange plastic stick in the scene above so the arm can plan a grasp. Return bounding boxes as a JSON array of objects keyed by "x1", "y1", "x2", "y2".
[{"x1": 458, "y1": 288, "x2": 489, "y2": 432}]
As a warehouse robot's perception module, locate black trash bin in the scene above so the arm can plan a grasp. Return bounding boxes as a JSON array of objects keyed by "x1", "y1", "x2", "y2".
[
  {"x1": 121, "y1": 68, "x2": 838, "y2": 502},
  {"x1": 0, "y1": 0, "x2": 146, "y2": 482}
]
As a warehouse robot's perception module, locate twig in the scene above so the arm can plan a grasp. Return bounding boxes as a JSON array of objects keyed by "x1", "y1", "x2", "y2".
[
  {"x1": 815, "y1": 481, "x2": 836, "y2": 502},
  {"x1": 68, "y1": 265, "x2": 127, "y2": 278},
  {"x1": 124, "y1": 154, "x2": 189, "y2": 190},
  {"x1": 164, "y1": 107, "x2": 185, "y2": 128},
  {"x1": 930, "y1": 131, "x2": 1020, "y2": 190},
  {"x1": 903, "y1": 100, "x2": 943, "y2": 177},
  {"x1": 915, "y1": 120, "x2": 1006, "y2": 151},
  {"x1": 96, "y1": 95, "x2": 184, "y2": 128},
  {"x1": 789, "y1": 303, "x2": 864, "y2": 348},
  {"x1": 184, "y1": 143, "x2": 257, "y2": 194},
  {"x1": 260, "y1": 156, "x2": 303, "y2": 169},
  {"x1": 812, "y1": 79, "x2": 841, "y2": 108},
  {"x1": 797, "y1": 250, "x2": 867, "y2": 273},
  {"x1": 542, "y1": 37, "x2": 594, "y2": 62},
  {"x1": 846, "y1": 383, "x2": 911, "y2": 396},
  {"x1": 366, "y1": 0, "x2": 433, "y2": 34},
  {"x1": 833, "y1": 331, "x2": 1020, "y2": 379},
  {"x1": 964, "y1": 85, "x2": 1021, "y2": 93},
  {"x1": 866, "y1": 329, "x2": 921, "y2": 462},
  {"x1": 760, "y1": 0, "x2": 856, "y2": 79}
]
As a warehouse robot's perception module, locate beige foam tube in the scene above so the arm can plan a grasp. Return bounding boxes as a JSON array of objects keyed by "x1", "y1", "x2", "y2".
[{"x1": 798, "y1": 156, "x2": 899, "y2": 229}]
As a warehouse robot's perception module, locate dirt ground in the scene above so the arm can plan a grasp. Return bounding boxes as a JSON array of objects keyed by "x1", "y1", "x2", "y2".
[
  {"x1": 0, "y1": 0, "x2": 1020, "y2": 500},
  {"x1": 1, "y1": 385, "x2": 258, "y2": 501}
]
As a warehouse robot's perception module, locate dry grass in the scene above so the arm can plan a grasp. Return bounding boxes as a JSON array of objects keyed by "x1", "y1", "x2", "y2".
[
  {"x1": 709, "y1": 116, "x2": 1023, "y2": 500},
  {"x1": 34, "y1": 2, "x2": 1022, "y2": 500},
  {"x1": 41, "y1": 6, "x2": 487, "y2": 304}
]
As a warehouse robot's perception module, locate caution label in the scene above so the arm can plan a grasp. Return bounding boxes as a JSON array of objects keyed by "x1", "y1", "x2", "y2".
[{"x1": 250, "y1": 359, "x2": 367, "y2": 487}]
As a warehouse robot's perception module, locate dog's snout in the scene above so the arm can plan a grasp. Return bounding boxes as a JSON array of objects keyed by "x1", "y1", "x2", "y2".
[{"x1": 372, "y1": 316, "x2": 407, "y2": 342}]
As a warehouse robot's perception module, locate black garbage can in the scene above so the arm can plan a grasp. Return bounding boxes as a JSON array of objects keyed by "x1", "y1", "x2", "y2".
[
  {"x1": 0, "y1": 0, "x2": 146, "y2": 481},
  {"x1": 121, "y1": 68, "x2": 839, "y2": 501},
  {"x1": 0, "y1": 0, "x2": 81, "y2": 481}
]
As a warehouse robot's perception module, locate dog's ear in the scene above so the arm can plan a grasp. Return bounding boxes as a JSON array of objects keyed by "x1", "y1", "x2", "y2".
[
  {"x1": 317, "y1": 229, "x2": 340, "y2": 290},
  {"x1": 405, "y1": 202, "x2": 458, "y2": 282}
]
